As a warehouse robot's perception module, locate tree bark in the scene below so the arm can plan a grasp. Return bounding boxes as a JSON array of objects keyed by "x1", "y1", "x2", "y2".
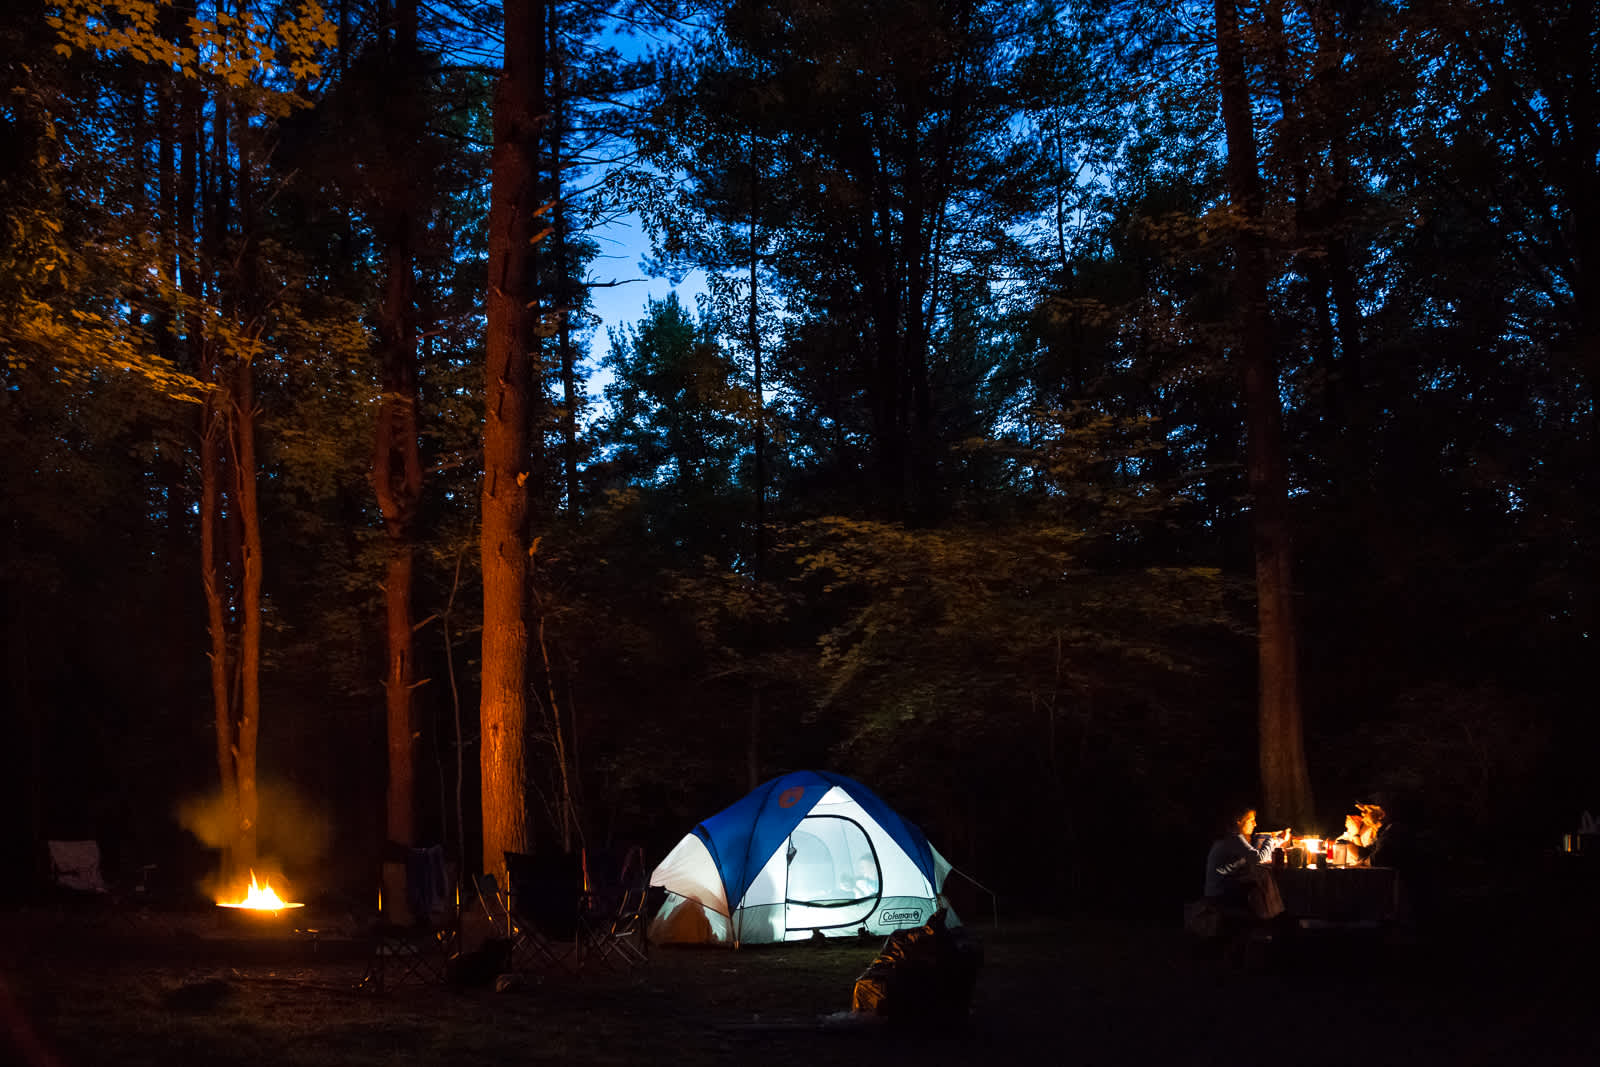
[
  {"x1": 1215, "y1": 0, "x2": 1313, "y2": 827},
  {"x1": 375, "y1": 0, "x2": 424, "y2": 914},
  {"x1": 230, "y1": 89, "x2": 263, "y2": 876},
  {"x1": 749, "y1": 152, "x2": 766, "y2": 580},
  {"x1": 549, "y1": 1, "x2": 581, "y2": 516},
  {"x1": 230, "y1": 353, "x2": 262, "y2": 874},
  {"x1": 194, "y1": 69, "x2": 241, "y2": 884},
  {"x1": 746, "y1": 149, "x2": 764, "y2": 791},
  {"x1": 480, "y1": 0, "x2": 545, "y2": 882},
  {"x1": 156, "y1": 35, "x2": 190, "y2": 713}
]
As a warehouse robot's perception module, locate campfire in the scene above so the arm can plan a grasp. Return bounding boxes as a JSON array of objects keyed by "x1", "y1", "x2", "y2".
[{"x1": 216, "y1": 870, "x2": 303, "y2": 912}]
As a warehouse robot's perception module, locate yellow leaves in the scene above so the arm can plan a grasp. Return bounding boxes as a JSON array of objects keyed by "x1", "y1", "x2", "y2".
[
  {"x1": 3, "y1": 295, "x2": 207, "y2": 404},
  {"x1": 278, "y1": 0, "x2": 337, "y2": 80},
  {"x1": 48, "y1": 0, "x2": 335, "y2": 96}
]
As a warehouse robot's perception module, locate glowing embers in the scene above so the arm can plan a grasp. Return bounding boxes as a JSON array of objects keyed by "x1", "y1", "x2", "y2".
[{"x1": 216, "y1": 870, "x2": 303, "y2": 912}]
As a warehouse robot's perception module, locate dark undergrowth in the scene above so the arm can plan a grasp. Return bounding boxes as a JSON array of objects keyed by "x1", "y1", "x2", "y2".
[{"x1": 3, "y1": 899, "x2": 1596, "y2": 1067}]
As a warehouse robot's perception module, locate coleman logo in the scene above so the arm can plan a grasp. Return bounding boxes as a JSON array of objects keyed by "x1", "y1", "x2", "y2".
[{"x1": 879, "y1": 909, "x2": 923, "y2": 926}]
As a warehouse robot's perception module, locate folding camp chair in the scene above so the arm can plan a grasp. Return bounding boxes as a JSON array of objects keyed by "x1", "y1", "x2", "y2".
[
  {"x1": 500, "y1": 850, "x2": 586, "y2": 973},
  {"x1": 580, "y1": 845, "x2": 652, "y2": 969},
  {"x1": 45, "y1": 839, "x2": 125, "y2": 920},
  {"x1": 475, "y1": 871, "x2": 555, "y2": 974},
  {"x1": 47, "y1": 840, "x2": 111, "y2": 896},
  {"x1": 476, "y1": 871, "x2": 512, "y2": 935},
  {"x1": 360, "y1": 845, "x2": 460, "y2": 993}
]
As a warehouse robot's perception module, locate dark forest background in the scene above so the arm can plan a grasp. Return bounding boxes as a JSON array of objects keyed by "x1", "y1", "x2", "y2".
[{"x1": 2, "y1": 0, "x2": 1595, "y2": 915}]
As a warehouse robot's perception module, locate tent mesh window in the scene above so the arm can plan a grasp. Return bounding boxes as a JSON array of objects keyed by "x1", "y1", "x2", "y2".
[{"x1": 785, "y1": 815, "x2": 880, "y2": 906}]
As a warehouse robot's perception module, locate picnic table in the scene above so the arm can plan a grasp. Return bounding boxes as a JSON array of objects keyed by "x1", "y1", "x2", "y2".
[{"x1": 1274, "y1": 866, "x2": 1404, "y2": 924}]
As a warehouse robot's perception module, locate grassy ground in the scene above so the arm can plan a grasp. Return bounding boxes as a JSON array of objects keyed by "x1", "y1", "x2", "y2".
[{"x1": 3, "y1": 902, "x2": 1596, "y2": 1067}]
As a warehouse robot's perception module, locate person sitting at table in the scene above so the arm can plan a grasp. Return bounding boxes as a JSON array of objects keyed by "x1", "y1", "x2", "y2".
[{"x1": 1204, "y1": 805, "x2": 1287, "y2": 921}]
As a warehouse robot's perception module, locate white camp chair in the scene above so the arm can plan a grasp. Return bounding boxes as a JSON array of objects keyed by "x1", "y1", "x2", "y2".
[{"x1": 47, "y1": 840, "x2": 110, "y2": 895}]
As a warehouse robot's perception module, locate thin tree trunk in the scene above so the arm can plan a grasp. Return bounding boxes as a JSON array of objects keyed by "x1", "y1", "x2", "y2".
[
  {"x1": 549, "y1": 3, "x2": 580, "y2": 516},
  {"x1": 200, "y1": 401, "x2": 236, "y2": 860},
  {"x1": 480, "y1": 0, "x2": 545, "y2": 883},
  {"x1": 231, "y1": 92, "x2": 263, "y2": 875},
  {"x1": 231, "y1": 354, "x2": 262, "y2": 874},
  {"x1": 14, "y1": 566, "x2": 42, "y2": 869},
  {"x1": 746, "y1": 143, "x2": 764, "y2": 792},
  {"x1": 532, "y1": 33, "x2": 580, "y2": 839},
  {"x1": 1215, "y1": 0, "x2": 1313, "y2": 828},
  {"x1": 1308, "y1": 4, "x2": 1368, "y2": 489},
  {"x1": 536, "y1": 612, "x2": 575, "y2": 851},
  {"x1": 157, "y1": 39, "x2": 189, "y2": 713},
  {"x1": 182, "y1": 43, "x2": 236, "y2": 885},
  {"x1": 442, "y1": 551, "x2": 467, "y2": 873},
  {"x1": 375, "y1": 0, "x2": 425, "y2": 915},
  {"x1": 203, "y1": 67, "x2": 254, "y2": 881}
]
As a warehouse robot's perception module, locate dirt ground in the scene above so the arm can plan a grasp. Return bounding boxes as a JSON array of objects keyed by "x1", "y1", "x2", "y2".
[{"x1": 3, "y1": 902, "x2": 1596, "y2": 1067}]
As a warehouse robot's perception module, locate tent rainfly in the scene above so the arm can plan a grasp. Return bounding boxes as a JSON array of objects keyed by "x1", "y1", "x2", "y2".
[{"x1": 647, "y1": 770, "x2": 955, "y2": 945}]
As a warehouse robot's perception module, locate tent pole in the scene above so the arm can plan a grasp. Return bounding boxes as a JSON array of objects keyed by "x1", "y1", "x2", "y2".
[{"x1": 948, "y1": 866, "x2": 999, "y2": 931}]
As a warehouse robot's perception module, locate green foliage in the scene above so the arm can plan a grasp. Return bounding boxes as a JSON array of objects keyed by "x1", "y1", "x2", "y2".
[
  {"x1": 790, "y1": 517, "x2": 1229, "y2": 735},
  {"x1": 6, "y1": 0, "x2": 1596, "y2": 895},
  {"x1": 592, "y1": 293, "x2": 755, "y2": 555}
]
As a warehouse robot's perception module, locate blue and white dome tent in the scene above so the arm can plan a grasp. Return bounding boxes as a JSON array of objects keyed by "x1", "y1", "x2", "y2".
[{"x1": 647, "y1": 770, "x2": 957, "y2": 945}]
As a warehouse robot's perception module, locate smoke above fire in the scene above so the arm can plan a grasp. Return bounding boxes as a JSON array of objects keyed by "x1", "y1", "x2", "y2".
[{"x1": 176, "y1": 781, "x2": 333, "y2": 897}]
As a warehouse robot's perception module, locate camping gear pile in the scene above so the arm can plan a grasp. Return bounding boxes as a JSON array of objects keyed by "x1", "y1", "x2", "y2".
[{"x1": 850, "y1": 907, "x2": 982, "y2": 1025}]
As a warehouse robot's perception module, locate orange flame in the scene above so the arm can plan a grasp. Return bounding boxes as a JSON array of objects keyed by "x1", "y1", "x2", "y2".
[{"x1": 217, "y1": 870, "x2": 303, "y2": 911}]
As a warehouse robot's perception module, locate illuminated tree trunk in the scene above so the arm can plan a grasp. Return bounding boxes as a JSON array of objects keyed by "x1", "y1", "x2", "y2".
[
  {"x1": 1215, "y1": 0, "x2": 1313, "y2": 827},
  {"x1": 231, "y1": 353, "x2": 262, "y2": 874},
  {"x1": 194, "y1": 71, "x2": 240, "y2": 882},
  {"x1": 194, "y1": 69, "x2": 266, "y2": 881},
  {"x1": 375, "y1": 0, "x2": 424, "y2": 916},
  {"x1": 230, "y1": 87, "x2": 264, "y2": 876},
  {"x1": 198, "y1": 404, "x2": 236, "y2": 864},
  {"x1": 480, "y1": 0, "x2": 545, "y2": 883}
]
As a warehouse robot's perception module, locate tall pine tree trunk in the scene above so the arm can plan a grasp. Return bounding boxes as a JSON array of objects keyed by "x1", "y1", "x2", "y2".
[
  {"x1": 480, "y1": 0, "x2": 545, "y2": 882},
  {"x1": 1215, "y1": 0, "x2": 1313, "y2": 828},
  {"x1": 746, "y1": 151, "x2": 763, "y2": 792},
  {"x1": 231, "y1": 353, "x2": 262, "y2": 874},
  {"x1": 548, "y1": 7, "x2": 579, "y2": 516},
  {"x1": 157, "y1": 41, "x2": 190, "y2": 716},
  {"x1": 375, "y1": 0, "x2": 425, "y2": 916},
  {"x1": 196, "y1": 72, "x2": 241, "y2": 884},
  {"x1": 230, "y1": 91, "x2": 263, "y2": 876}
]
